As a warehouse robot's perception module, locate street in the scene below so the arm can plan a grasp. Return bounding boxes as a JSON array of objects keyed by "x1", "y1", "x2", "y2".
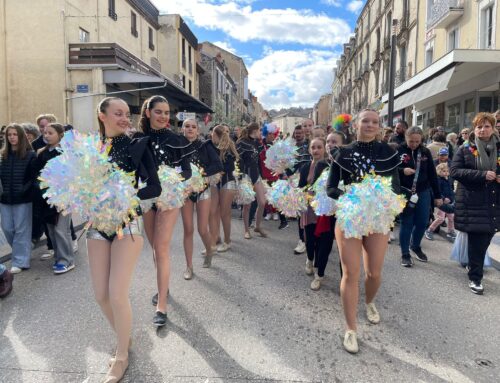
[{"x1": 0, "y1": 216, "x2": 499, "y2": 383}]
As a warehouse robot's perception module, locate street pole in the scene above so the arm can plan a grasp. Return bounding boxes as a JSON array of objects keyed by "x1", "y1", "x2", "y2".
[{"x1": 388, "y1": 19, "x2": 398, "y2": 127}]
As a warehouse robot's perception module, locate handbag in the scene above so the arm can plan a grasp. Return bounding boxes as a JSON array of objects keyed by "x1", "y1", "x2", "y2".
[{"x1": 404, "y1": 150, "x2": 422, "y2": 212}]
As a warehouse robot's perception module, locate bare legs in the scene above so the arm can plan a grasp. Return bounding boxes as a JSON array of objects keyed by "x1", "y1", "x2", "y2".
[
  {"x1": 143, "y1": 208, "x2": 179, "y2": 314},
  {"x1": 220, "y1": 189, "x2": 236, "y2": 244},
  {"x1": 87, "y1": 235, "x2": 143, "y2": 361},
  {"x1": 181, "y1": 198, "x2": 214, "y2": 268},
  {"x1": 208, "y1": 186, "x2": 221, "y2": 248},
  {"x1": 335, "y1": 226, "x2": 388, "y2": 331},
  {"x1": 253, "y1": 181, "x2": 267, "y2": 232}
]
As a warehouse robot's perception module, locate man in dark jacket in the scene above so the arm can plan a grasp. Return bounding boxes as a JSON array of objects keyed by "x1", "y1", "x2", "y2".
[{"x1": 389, "y1": 120, "x2": 408, "y2": 147}]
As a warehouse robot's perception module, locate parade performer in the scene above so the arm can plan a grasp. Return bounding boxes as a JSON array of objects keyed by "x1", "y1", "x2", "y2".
[
  {"x1": 89, "y1": 97, "x2": 161, "y2": 382},
  {"x1": 181, "y1": 119, "x2": 223, "y2": 272},
  {"x1": 209, "y1": 125, "x2": 239, "y2": 253},
  {"x1": 237, "y1": 122, "x2": 268, "y2": 239},
  {"x1": 135, "y1": 95, "x2": 192, "y2": 327},
  {"x1": 327, "y1": 108, "x2": 401, "y2": 354}
]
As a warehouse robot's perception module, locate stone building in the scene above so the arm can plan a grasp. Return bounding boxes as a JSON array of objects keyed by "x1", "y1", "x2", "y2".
[
  {"x1": 271, "y1": 113, "x2": 306, "y2": 137},
  {"x1": 0, "y1": 0, "x2": 210, "y2": 130},
  {"x1": 313, "y1": 93, "x2": 333, "y2": 127}
]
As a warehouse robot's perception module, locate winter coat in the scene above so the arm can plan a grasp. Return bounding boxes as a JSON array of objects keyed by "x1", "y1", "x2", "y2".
[
  {"x1": 450, "y1": 141, "x2": 500, "y2": 234},
  {"x1": 0, "y1": 150, "x2": 36, "y2": 204}
]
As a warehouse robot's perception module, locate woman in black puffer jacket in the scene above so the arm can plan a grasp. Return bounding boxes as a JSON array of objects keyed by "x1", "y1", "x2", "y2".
[
  {"x1": 451, "y1": 112, "x2": 500, "y2": 295},
  {"x1": 0, "y1": 124, "x2": 36, "y2": 273}
]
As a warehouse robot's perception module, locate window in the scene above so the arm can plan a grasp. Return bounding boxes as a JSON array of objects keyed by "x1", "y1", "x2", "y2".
[
  {"x1": 464, "y1": 98, "x2": 475, "y2": 127},
  {"x1": 448, "y1": 27, "x2": 459, "y2": 51},
  {"x1": 108, "y1": 0, "x2": 117, "y2": 20},
  {"x1": 182, "y1": 75, "x2": 186, "y2": 88},
  {"x1": 399, "y1": 45, "x2": 407, "y2": 82},
  {"x1": 182, "y1": 38, "x2": 186, "y2": 69},
  {"x1": 481, "y1": 5, "x2": 495, "y2": 49},
  {"x1": 79, "y1": 28, "x2": 89, "y2": 43},
  {"x1": 131, "y1": 11, "x2": 138, "y2": 37},
  {"x1": 446, "y1": 102, "x2": 461, "y2": 132},
  {"x1": 188, "y1": 46, "x2": 192, "y2": 74},
  {"x1": 148, "y1": 27, "x2": 154, "y2": 51},
  {"x1": 189, "y1": 80, "x2": 192, "y2": 95},
  {"x1": 425, "y1": 40, "x2": 434, "y2": 67}
]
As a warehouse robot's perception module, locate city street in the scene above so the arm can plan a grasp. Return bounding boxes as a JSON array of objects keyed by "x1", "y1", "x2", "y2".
[{"x1": 0, "y1": 216, "x2": 499, "y2": 383}]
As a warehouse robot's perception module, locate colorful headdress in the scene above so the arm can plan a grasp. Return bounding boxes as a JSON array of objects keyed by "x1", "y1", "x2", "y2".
[
  {"x1": 333, "y1": 114, "x2": 352, "y2": 131},
  {"x1": 261, "y1": 122, "x2": 280, "y2": 138}
]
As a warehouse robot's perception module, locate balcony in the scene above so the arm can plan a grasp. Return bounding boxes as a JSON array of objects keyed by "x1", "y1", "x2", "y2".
[
  {"x1": 68, "y1": 43, "x2": 160, "y2": 77},
  {"x1": 427, "y1": 0, "x2": 464, "y2": 30}
]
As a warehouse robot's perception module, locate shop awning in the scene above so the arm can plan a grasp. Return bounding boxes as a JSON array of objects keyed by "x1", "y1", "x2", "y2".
[
  {"x1": 380, "y1": 67, "x2": 455, "y2": 116},
  {"x1": 103, "y1": 69, "x2": 213, "y2": 113}
]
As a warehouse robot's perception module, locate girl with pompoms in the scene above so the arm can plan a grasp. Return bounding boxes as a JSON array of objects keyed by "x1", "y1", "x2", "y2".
[
  {"x1": 237, "y1": 122, "x2": 268, "y2": 239},
  {"x1": 135, "y1": 95, "x2": 192, "y2": 327},
  {"x1": 181, "y1": 119, "x2": 223, "y2": 272},
  {"x1": 88, "y1": 97, "x2": 161, "y2": 383},
  {"x1": 327, "y1": 108, "x2": 401, "y2": 354},
  {"x1": 209, "y1": 125, "x2": 239, "y2": 252},
  {"x1": 34, "y1": 123, "x2": 75, "y2": 274}
]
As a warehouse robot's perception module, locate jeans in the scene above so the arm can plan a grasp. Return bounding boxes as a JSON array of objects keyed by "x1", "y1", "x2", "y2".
[
  {"x1": 47, "y1": 213, "x2": 74, "y2": 267},
  {"x1": 399, "y1": 188, "x2": 431, "y2": 256},
  {"x1": 0, "y1": 203, "x2": 33, "y2": 268},
  {"x1": 467, "y1": 232, "x2": 495, "y2": 283}
]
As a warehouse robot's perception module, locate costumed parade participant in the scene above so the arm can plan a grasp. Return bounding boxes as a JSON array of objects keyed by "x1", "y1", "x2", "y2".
[
  {"x1": 135, "y1": 95, "x2": 192, "y2": 327},
  {"x1": 209, "y1": 125, "x2": 239, "y2": 253},
  {"x1": 327, "y1": 108, "x2": 403, "y2": 354},
  {"x1": 333, "y1": 114, "x2": 353, "y2": 144},
  {"x1": 181, "y1": 119, "x2": 223, "y2": 272},
  {"x1": 237, "y1": 122, "x2": 269, "y2": 239},
  {"x1": 88, "y1": 97, "x2": 161, "y2": 382}
]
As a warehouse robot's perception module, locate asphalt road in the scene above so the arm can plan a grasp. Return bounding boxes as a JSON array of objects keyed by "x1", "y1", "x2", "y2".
[{"x1": 1, "y1": 215, "x2": 499, "y2": 383}]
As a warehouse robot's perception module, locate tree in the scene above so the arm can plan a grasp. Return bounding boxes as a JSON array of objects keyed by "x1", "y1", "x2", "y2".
[{"x1": 211, "y1": 99, "x2": 238, "y2": 127}]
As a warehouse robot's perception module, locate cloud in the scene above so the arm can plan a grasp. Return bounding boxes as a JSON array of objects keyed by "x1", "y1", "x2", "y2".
[
  {"x1": 248, "y1": 49, "x2": 339, "y2": 109},
  {"x1": 321, "y1": 0, "x2": 342, "y2": 6},
  {"x1": 347, "y1": 1, "x2": 364, "y2": 13},
  {"x1": 153, "y1": 0, "x2": 352, "y2": 47}
]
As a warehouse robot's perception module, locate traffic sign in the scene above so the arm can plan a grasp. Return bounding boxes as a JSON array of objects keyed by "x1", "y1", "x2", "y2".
[{"x1": 175, "y1": 112, "x2": 196, "y2": 121}]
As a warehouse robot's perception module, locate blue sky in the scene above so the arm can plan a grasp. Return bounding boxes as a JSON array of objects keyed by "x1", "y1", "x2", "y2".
[{"x1": 152, "y1": 0, "x2": 364, "y2": 109}]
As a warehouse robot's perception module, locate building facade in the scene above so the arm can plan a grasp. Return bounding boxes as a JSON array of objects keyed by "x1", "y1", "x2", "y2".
[
  {"x1": 0, "y1": 0, "x2": 210, "y2": 130},
  {"x1": 200, "y1": 42, "x2": 251, "y2": 124},
  {"x1": 333, "y1": 0, "x2": 500, "y2": 133},
  {"x1": 271, "y1": 113, "x2": 306, "y2": 137},
  {"x1": 313, "y1": 93, "x2": 333, "y2": 127}
]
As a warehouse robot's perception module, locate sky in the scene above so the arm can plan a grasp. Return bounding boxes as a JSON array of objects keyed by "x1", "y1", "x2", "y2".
[{"x1": 151, "y1": 0, "x2": 364, "y2": 110}]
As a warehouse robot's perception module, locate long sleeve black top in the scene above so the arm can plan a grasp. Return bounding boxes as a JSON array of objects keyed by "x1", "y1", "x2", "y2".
[
  {"x1": 184, "y1": 139, "x2": 224, "y2": 177},
  {"x1": 0, "y1": 150, "x2": 36, "y2": 204},
  {"x1": 237, "y1": 138, "x2": 261, "y2": 184},
  {"x1": 327, "y1": 140, "x2": 401, "y2": 200},
  {"x1": 134, "y1": 128, "x2": 192, "y2": 181}
]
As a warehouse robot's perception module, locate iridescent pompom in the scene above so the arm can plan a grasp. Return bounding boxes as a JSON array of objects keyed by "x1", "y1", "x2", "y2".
[
  {"x1": 264, "y1": 138, "x2": 298, "y2": 175},
  {"x1": 156, "y1": 165, "x2": 186, "y2": 210},
  {"x1": 336, "y1": 174, "x2": 406, "y2": 239},
  {"x1": 184, "y1": 164, "x2": 206, "y2": 196},
  {"x1": 267, "y1": 178, "x2": 307, "y2": 217},
  {"x1": 310, "y1": 168, "x2": 337, "y2": 216},
  {"x1": 234, "y1": 176, "x2": 255, "y2": 205}
]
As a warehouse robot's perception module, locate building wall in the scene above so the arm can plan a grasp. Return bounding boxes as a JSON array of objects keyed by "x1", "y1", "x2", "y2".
[
  {"x1": 314, "y1": 94, "x2": 333, "y2": 127},
  {"x1": 272, "y1": 116, "x2": 305, "y2": 137}
]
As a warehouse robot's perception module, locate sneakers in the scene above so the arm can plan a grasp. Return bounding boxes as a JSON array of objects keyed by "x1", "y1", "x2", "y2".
[
  {"x1": 183, "y1": 267, "x2": 193, "y2": 280},
  {"x1": 424, "y1": 230, "x2": 434, "y2": 241},
  {"x1": 264, "y1": 213, "x2": 271, "y2": 221},
  {"x1": 388, "y1": 231, "x2": 395, "y2": 243},
  {"x1": 278, "y1": 221, "x2": 289, "y2": 230},
  {"x1": 153, "y1": 311, "x2": 167, "y2": 327},
  {"x1": 366, "y1": 303, "x2": 380, "y2": 324},
  {"x1": 294, "y1": 240, "x2": 306, "y2": 254},
  {"x1": 216, "y1": 242, "x2": 231, "y2": 252},
  {"x1": 10, "y1": 266, "x2": 23, "y2": 274},
  {"x1": 305, "y1": 259, "x2": 314, "y2": 275},
  {"x1": 201, "y1": 246, "x2": 217, "y2": 255},
  {"x1": 310, "y1": 274, "x2": 323, "y2": 291},
  {"x1": 0, "y1": 269, "x2": 14, "y2": 298},
  {"x1": 411, "y1": 247, "x2": 428, "y2": 262},
  {"x1": 53, "y1": 263, "x2": 75, "y2": 275},
  {"x1": 272, "y1": 213, "x2": 279, "y2": 221},
  {"x1": 343, "y1": 330, "x2": 359, "y2": 354},
  {"x1": 72, "y1": 240, "x2": 79, "y2": 253},
  {"x1": 469, "y1": 280, "x2": 484, "y2": 295},
  {"x1": 40, "y1": 250, "x2": 54, "y2": 260},
  {"x1": 401, "y1": 255, "x2": 413, "y2": 268},
  {"x1": 244, "y1": 231, "x2": 252, "y2": 240},
  {"x1": 446, "y1": 232, "x2": 457, "y2": 242}
]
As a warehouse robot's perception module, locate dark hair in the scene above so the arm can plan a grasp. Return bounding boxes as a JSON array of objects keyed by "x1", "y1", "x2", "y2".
[
  {"x1": 39, "y1": 123, "x2": 65, "y2": 154},
  {"x1": 96, "y1": 97, "x2": 126, "y2": 137},
  {"x1": 432, "y1": 132, "x2": 446, "y2": 143},
  {"x1": 293, "y1": 124, "x2": 303, "y2": 131},
  {"x1": 397, "y1": 120, "x2": 409, "y2": 129},
  {"x1": 138, "y1": 95, "x2": 169, "y2": 134},
  {"x1": 1, "y1": 123, "x2": 33, "y2": 160},
  {"x1": 238, "y1": 122, "x2": 259, "y2": 143}
]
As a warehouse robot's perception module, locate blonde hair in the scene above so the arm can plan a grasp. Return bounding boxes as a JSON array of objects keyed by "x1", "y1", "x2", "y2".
[
  {"x1": 35, "y1": 114, "x2": 57, "y2": 126},
  {"x1": 436, "y1": 162, "x2": 449, "y2": 176},
  {"x1": 213, "y1": 125, "x2": 239, "y2": 162}
]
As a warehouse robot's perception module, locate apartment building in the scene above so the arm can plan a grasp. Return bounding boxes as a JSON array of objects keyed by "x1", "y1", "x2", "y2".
[
  {"x1": 199, "y1": 42, "x2": 251, "y2": 125},
  {"x1": 313, "y1": 93, "x2": 333, "y2": 127},
  {"x1": 0, "y1": 0, "x2": 210, "y2": 130},
  {"x1": 271, "y1": 113, "x2": 306, "y2": 137}
]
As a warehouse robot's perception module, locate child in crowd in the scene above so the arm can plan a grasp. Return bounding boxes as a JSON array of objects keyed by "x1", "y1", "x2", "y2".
[
  {"x1": 425, "y1": 163, "x2": 456, "y2": 242},
  {"x1": 35, "y1": 123, "x2": 75, "y2": 274}
]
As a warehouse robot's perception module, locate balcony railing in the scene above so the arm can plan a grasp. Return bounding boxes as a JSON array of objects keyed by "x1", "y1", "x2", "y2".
[
  {"x1": 427, "y1": 0, "x2": 464, "y2": 30},
  {"x1": 68, "y1": 43, "x2": 160, "y2": 77}
]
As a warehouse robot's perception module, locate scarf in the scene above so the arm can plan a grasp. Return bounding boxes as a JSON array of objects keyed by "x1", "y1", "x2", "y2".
[{"x1": 474, "y1": 134, "x2": 499, "y2": 171}]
